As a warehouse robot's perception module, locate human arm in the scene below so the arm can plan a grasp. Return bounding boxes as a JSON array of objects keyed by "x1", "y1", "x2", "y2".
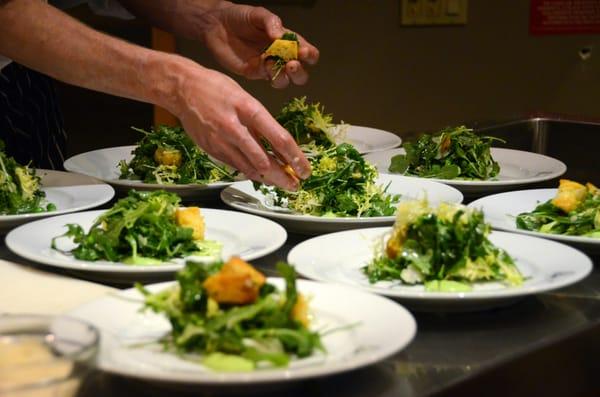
[
  {"x1": 118, "y1": 0, "x2": 320, "y2": 88},
  {"x1": 0, "y1": 0, "x2": 309, "y2": 189}
]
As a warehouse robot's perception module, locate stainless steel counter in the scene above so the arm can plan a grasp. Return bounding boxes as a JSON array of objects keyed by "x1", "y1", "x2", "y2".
[{"x1": 3, "y1": 231, "x2": 599, "y2": 397}]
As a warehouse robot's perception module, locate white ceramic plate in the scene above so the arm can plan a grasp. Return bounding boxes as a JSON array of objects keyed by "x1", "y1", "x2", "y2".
[
  {"x1": 66, "y1": 278, "x2": 416, "y2": 384},
  {"x1": 64, "y1": 146, "x2": 240, "y2": 200},
  {"x1": 6, "y1": 208, "x2": 287, "y2": 275},
  {"x1": 0, "y1": 169, "x2": 114, "y2": 232},
  {"x1": 221, "y1": 175, "x2": 463, "y2": 234},
  {"x1": 344, "y1": 125, "x2": 402, "y2": 154},
  {"x1": 468, "y1": 189, "x2": 600, "y2": 253},
  {"x1": 364, "y1": 148, "x2": 566, "y2": 196},
  {"x1": 289, "y1": 228, "x2": 592, "y2": 311}
]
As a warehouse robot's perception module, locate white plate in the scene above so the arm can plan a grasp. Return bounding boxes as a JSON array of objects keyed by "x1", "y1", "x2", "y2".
[
  {"x1": 64, "y1": 146, "x2": 240, "y2": 200},
  {"x1": 6, "y1": 208, "x2": 287, "y2": 276},
  {"x1": 364, "y1": 148, "x2": 566, "y2": 196},
  {"x1": 344, "y1": 125, "x2": 402, "y2": 154},
  {"x1": 66, "y1": 278, "x2": 416, "y2": 384},
  {"x1": 289, "y1": 228, "x2": 592, "y2": 311},
  {"x1": 0, "y1": 169, "x2": 114, "y2": 232},
  {"x1": 468, "y1": 189, "x2": 600, "y2": 253},
  {"x1": 221, "y1": 175, "x2": 463, "y2": 234}
]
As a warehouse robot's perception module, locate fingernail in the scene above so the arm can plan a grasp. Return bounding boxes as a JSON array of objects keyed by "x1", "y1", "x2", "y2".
[{"x1": 292, "y1": 157, "x2": 311, "y2": 179}]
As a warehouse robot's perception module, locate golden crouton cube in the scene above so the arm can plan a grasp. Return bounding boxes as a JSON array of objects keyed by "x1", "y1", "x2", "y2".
[
  {"x1": 203, "y1": 257, "x2": 266, "y2": 305},
  {"x1": 264, "y1": 39, "x2": 298, "y2": 62},
  {"x1": 552, "y1": 179, "x2": 587, "y2": 213},
  {"x1": 586, "y1": 182, "x2": 599, "y2": 196},
  {"x1": 175, "y1": 207, "x2": 205, "y2": 240},
  {"x1": 154, "y1": 147, "x2": 182, "y2": 167},
  {"x1": 291, "y1": 293, "x2": 310, "y2": 327}
]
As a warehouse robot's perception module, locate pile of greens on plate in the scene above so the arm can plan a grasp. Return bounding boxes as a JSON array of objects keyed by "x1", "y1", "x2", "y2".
[
  {"x1": 52, "y1": 190, "x2": 220, "y2": 264},
  {"x1": 363, "y1": 200, "x2": 523, "y2": 292},
  {"x1": 517, "y1": 179, "x2": 600, "y2": 238},
  {"x1": 137, "y1": 258, "x2": 323, "y2": 372},
  {"x1": 388, "y1": 125, "x2": 502, "y2": 180},
  {"x1": 257, "y1": 97, "x2": 398, "y2": 217},
  {"x1": 0, "y1": 140, "x2": 55, "y2": 215},
  {"x1": 119, "y1": 125, "x2": 236, "y2": 185}
]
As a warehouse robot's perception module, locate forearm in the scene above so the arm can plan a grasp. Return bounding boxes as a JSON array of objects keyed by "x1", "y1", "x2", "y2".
[
  {"x1": 118, "y1": 0, "x2": 232, "y2": 41},
  {"x1": 0, "y1": 0, "x2": 191, "y2": 113}
]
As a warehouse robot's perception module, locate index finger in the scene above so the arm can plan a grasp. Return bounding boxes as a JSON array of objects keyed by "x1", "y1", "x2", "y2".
[{"x1": 240, "y1": 108, "x2": 311, "y2": 180}]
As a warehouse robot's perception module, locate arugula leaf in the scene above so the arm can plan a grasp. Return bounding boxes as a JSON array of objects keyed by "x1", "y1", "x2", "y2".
[
  {"x1": 0, "y1": 140, "x2": 53, "y2": 215},
  {"x1": 119, "y1": 125, "x2": 236, "y2": 185},
  {"x1": 390, "y1": 126, "x2": 503, "y2": 180},
  {"x1": 138, "y1": 260, "x2": 323, "y2": 370},
  {"x1": 516, "y1": 185, "x2": 600, "y2": 237},
  {"x1": 52, "y1": 190, "x2": 200, "y2": 262},
  {"x1": 363, "y1": 201, "x2": 523, "y2": 287}
]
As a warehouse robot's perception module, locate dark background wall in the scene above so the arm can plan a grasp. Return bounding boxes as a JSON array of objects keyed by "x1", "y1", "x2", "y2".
[{"x1": 57, "y1": 0, "x2": 600, "y2": 158}]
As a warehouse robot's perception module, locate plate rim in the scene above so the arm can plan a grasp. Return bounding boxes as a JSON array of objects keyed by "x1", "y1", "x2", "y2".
[
  {"x1": 288, "y1": 227, "x2": 593, "y2": 300},
  {"x1": 63, "y1": 145, "x2": 240, "y2": 190},
  {"x1": 66, "y1": 277, "x2": 417, "y2": 384},
  {"x1": 0, "y1": 184, "x2": 115, "y2": 222},
  {"x1": 345, "y1": 125, "x2": 402, "y2": 154},
  {"x1": 364, "y1": 147, "x2": 567, "y2": 187},
  {"x1": 220, "y1": 175, "x2": 463, "y2": 224},
  {"x1": 5, "y1": 208, "x2": 287, "y2": 273}
]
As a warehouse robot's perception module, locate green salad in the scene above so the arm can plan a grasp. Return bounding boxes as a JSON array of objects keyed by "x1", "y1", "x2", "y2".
[
  {"x1": 388, "y1": 125, "x2": 502, "y2": 180},
  {"x1": 516, "y1": 179, "x2": 600, "y2": 238},
  {"x1": 363, "y1": 200, "x2": 523, "y2": 292},
  {"x1": 119, "y1": 125, "x2": 236, "y2": 185},
  {"x1": 0, "y1": 141, "x2": 55, "y2": 215},
  {"x1": 52, "y1": 190, "x2": 220, "y2": 263},
  {"x1": 137, "y1": 258, "x2": 323, "y2": 372},
  {"x1": 256, "y1": 97, "x2": 397, "y2": 217},
  {"x1": 259, "y1": 143, "x2": 398, "y2": 217},
  {"x1": 275, "y1": 96, "x2": 346, "y2": 147}
]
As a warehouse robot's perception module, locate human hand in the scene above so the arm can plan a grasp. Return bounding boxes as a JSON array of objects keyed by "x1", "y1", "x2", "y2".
[
  {"x1": 169, "y1": 59, "x2": 311, "y2": 190},
  {"x1": 199, "y1": 2, "x2": 319, "y2": 88}
]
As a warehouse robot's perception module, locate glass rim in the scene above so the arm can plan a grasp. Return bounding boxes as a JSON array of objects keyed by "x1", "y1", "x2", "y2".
[{"x1": 0, "y1": 313, "x2": 99, "y2": 392}]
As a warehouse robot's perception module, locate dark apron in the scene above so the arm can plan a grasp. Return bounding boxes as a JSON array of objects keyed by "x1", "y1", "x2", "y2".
[{"x1": 0, "y1": 62, "x2": 67, "y2": 169}]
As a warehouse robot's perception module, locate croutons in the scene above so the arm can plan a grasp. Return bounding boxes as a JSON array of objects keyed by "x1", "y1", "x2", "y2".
[
  {"x1": 154, "y1": 147, "x2": 182, "y2": 167},
  {"x1": 552, "y1": 179, "x2": 587, "y2": 213},
  {"x1": 291, "y1": 293, "x2": 310, "y2": 327},
  {"x1": 264, "y1": 39, "x2": 298, "y2": 62},
  {"x1": 203, "y1": 257, "x2": 266, "y2": 304},
  {"x1": 175, "y1": 207, "x2": 205, "y2": 240}
]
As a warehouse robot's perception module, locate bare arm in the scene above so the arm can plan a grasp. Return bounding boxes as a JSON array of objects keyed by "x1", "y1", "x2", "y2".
[
  {"x1": 0, "y1": 0, "x2": 177, "y2": 109},
  {"x1": 0, "y1": 0, "x2": 309, "y2": 189},
  {"x1": 119, "y1": 0, "x2": 320, "y2": 87}
]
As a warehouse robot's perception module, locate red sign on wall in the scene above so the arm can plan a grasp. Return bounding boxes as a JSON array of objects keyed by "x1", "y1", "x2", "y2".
[{"x1": 530, "y1": 0, "x2": 600, "y2": 35}]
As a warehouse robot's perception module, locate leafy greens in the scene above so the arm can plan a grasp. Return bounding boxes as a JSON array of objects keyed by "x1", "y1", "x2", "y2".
[
  {"x1": 389, "y1": 126, "x2": 502, "y2": 180},
  {"x1": 363, "y1": 200, "x2": 523, "y2": 291},
  {"x1": 259, "y1": 143, "x2": 398, "y2": 217},
  {"x1": 257, "y1": 97, "x2": 397, "y2": 217},
  {"x1": 52, "y1": 190, "x2": 217, "y2": 263},
  {"x1": 0, "y1": 140, "x2": 55, "y2": 215},
  {"x1": 119, "y1": 125, "x2": 236, "y2": 185},
  {"x1": 137, "y1": 259, "x2": 323, "y2": 371},
  {"x1": 516, "y1": 179, "x2": 600, "y2": 238}
]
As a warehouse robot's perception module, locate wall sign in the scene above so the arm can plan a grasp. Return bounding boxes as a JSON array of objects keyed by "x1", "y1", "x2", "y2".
[{"x1": 530, "y1": 0, "x2": 600, "y2": 35}]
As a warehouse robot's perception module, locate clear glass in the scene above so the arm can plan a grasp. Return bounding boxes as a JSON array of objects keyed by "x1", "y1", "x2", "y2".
[{"x1": 0, "y1": 314, "x2": 99, "y2": 397}]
